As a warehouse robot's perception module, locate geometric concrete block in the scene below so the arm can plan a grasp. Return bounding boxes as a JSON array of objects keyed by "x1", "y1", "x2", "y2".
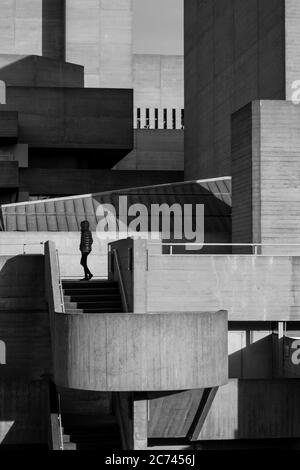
[
  {"x1": 232, "y1": 100, "x2": 300, "y2": 255},
  {"x1": 0, "y1": 110, "x2": 18, "y2": 141},
  {"x1": 0, "y1": 161, "x2": 19, "y2": 188}
]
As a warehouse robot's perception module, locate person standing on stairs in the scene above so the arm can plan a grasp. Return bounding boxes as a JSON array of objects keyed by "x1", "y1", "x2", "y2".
[{"x1": 80, "y1": 220, "x2": 94, "y2": 281}]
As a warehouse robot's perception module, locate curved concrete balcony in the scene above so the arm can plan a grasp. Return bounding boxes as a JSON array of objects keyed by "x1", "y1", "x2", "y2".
[{"x1": 53, "y1": 311, "x2": 228, "y2": 392}]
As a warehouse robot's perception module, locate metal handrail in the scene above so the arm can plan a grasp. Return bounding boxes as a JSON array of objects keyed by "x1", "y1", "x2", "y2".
[
  {"x1": 57, "y1": 393, "x2": 64, "y2": 451},
  {"x1": 56, "y1": 249, "x2": 65, "y2": 313},
  {"x1": 113, "y1": 248, "x2": 129, "y2": 313},
  {"x1": 148, "y1": 242, "x2": 300, "y2": 256},
  {"x1": 0, "y1": 242, "x2": 44, "y2": 254}
]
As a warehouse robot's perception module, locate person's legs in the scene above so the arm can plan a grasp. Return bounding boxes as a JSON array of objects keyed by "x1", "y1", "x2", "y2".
[
  {"x1": 85, "y1": 252, "x2": 93, "y2": 278},
  {"x1": 80, "y1": 253, "x2": 89, "y2": 279},
  {"x1": 80, "y1": 252, "x2": 93, "y2": 279}
]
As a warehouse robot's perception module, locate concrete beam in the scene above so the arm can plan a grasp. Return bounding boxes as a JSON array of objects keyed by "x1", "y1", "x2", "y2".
[{"x1": 19, "y1": 168, "x2": 183, "y2": 195}]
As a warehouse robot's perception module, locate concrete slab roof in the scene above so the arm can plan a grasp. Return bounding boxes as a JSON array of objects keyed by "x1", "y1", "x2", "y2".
[{"x1": 0, "y1": 177, "x2": 231, "y2": 232}]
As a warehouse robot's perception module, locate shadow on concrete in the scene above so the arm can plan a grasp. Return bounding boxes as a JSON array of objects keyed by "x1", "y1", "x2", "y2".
[{"x1": 0, "y1": 255, "x2": 51, "y2": 448}]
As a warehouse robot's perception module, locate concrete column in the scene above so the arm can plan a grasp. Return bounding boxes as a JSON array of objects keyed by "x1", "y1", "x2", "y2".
[
  {"x1": 133, "y1": 239, "x2": 148, "y2": 313},
  {"x1": 149, "y1": 108, "x2": 155, "y2": 129},
  {"x1": 133, "y1": 394, "x2": 148, "y2": 450},
  {"x1": 133, "y1": 108, "x2": 138, "y2": 129},
  {"x1": 232, "y1": 100, "x2": 300, "y2": 255},
  {"x1": 158, "y1": 108, "x2": 164, "y2": 129},
  {"x1": 140, "y1": 108, "x2": 146, "y2": 129},
  {"x1": 167, "y1": 108, "x2": 172, "y2": 129},
  {"x1": 42, "y1": 0, "x2": 65, "y2": 60},
  {"x1": 0, "y1": 81, "x2": 6, "y2": 104},
  {"x1": 0, "y1": 0, "x2": 65, "y2": 59},
  {"x1": 176, "y1": 108, "x2": 181, "y2": 129}
]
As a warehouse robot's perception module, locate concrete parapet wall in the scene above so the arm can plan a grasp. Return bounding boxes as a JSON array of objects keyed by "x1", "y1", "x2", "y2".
[{"x1": 54, "y1": 310, "x2": 228, "y2": 392}]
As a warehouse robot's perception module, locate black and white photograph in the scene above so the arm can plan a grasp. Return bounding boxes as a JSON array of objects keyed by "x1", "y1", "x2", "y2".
[{"x1": 0, "y1": 0, "x2": 300, "y2": 459}]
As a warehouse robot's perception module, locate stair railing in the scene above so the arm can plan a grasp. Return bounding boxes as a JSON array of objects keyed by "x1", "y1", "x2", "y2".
[
  {"x1": 113, "y1": 248, "x2": 129, "y2": 313},
  {"x1": 56, "y1": 249, "x2": 65, "y2": 313},
  {"x1": 57, "y1": 392, "x2": 64, "y2": 450},
  {"x1": 48, "y1": 382, "x2": 64, "y2": 450}
]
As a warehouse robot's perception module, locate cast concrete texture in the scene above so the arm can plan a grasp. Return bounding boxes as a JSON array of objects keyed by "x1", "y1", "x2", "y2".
[
  {"x1": 285, "y1": 0, "x2": 300, "y2": 99},
  {"x1": 0, "y1": 54, "x2": 84, "y2": 88},
  {"x1": 114, "y1": 129, "x2": 184, "y2": 171},
  {"x1": 0, "y1": 254, "x2": 51, "y2": 446},
  {"x1": 0, "y1": 0, "x2": 65, "y2": 60},
  {"x1": 133, "y1": 54, "x2": 184, "y2": 129},
  {"x1": 115, "y1": 54, "x2": 184, "y2": 171},
  {"x1": 0, "y1": 161, "x2": 18, "y2": 188},
  {"x1": 184, "y1": 0, "x2": 287, "y2": 180},
  {"x1": 0, "y1": 0, "x2": 132, "y2": 89},
  {"x1": 232, "y1": 100, "x2": 300, "y2": 255},
  {"x1": 0, "y1": 110, "x2": 18, "y2": 140},
  {"x1": 65, "y1": 0, "x2": 133, "y2": 88},
  {"x1": 1, "y1": 87, "x2": 133, "y2": 150}
]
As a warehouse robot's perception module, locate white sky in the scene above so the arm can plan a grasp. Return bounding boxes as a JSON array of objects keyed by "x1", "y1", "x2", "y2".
[{"x1": 133, "y1": 0, "x2": 183, "y2": 55}]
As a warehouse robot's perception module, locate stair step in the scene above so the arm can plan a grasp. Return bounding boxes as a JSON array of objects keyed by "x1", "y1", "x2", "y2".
[
  {"x1": 63, "y1": 419, "x2": 119, "y2": 429},
  {"x1": 64, "y1": 301, "x2": 122, "y2": 309},
  {"x1": 60, "y1": 400, "x2": 121, "y2": 451},
  {"x1": 63, "y1": 288, "x2": 119, "y2": 296},
  {"x1": 64, "y1": 294, "x2": 120, "y2": 302},
  {"x1": 62, "y1": 280, "x2": 118, "y2": 289},
  {"x1": 65, "y1": 308, "x2": 122, "y2": 314},
  {"x1": 63, "y1": 442, "x2": 77, "y2": 451},
  {"x1": 63, "y1": 431, "x2": 120, "y2": 442},
  {"x1": 69, "y1": 442, "x2": 121, "y2": 451}
]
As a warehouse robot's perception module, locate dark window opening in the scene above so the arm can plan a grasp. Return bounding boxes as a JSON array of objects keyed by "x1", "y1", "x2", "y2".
[
  {"x1": 137, "y1": 108, "x2": 141, "y2": 129},
  {"x1": 181, "y1": 109, "x2": 184, "y2": 130},
  {"x1": 172, "y1": 109, "x2": 176, "y2": 129},
  {"x1": 145, "y1": 108, "x2": 150, "y2": 129},
  {"x1": 163, "y1": 109, "x2": 167, "y2": 129},
  {"x1": 155, "y1": 108, "x2": 159, "y2": 129}
]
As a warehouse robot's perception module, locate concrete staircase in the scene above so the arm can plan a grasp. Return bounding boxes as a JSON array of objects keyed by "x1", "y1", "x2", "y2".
[
  {"x1": 62, "y1": 279, "x2": 123, "y2": 314},
  {"x1": 58, "y1": 388, "x2": 122, "y2": 451},
  {"x1": 62, "y1": 414, "x2": 122, "y2": 451}
]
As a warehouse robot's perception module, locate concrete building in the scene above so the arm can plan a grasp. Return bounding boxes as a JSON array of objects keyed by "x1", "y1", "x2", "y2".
[
  {"x1": 0, "y1": 0, "x2": 182, "y2": 204},
  {"x1": 115, "y1": 54, "x2": 184, "y2": 171},
  {"x1": 184, "y1": 0, "x2": 300, "y2": 180},
  {"x1": 65, "y1": 0, "x2": 133, "y2": 89},
  {"x1": 3, "y1": 0, "x2": 300, "y2": 452}
]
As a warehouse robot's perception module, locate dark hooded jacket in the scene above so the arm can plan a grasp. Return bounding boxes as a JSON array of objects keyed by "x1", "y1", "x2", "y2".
[{"x1": 80, "y1": 221, "x2": 93, "y2": 253}]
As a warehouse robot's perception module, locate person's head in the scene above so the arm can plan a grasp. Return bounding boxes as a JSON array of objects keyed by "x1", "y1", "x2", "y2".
[{"x1": 80, "y1": 220, "x2": 90, "y2": 231}]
